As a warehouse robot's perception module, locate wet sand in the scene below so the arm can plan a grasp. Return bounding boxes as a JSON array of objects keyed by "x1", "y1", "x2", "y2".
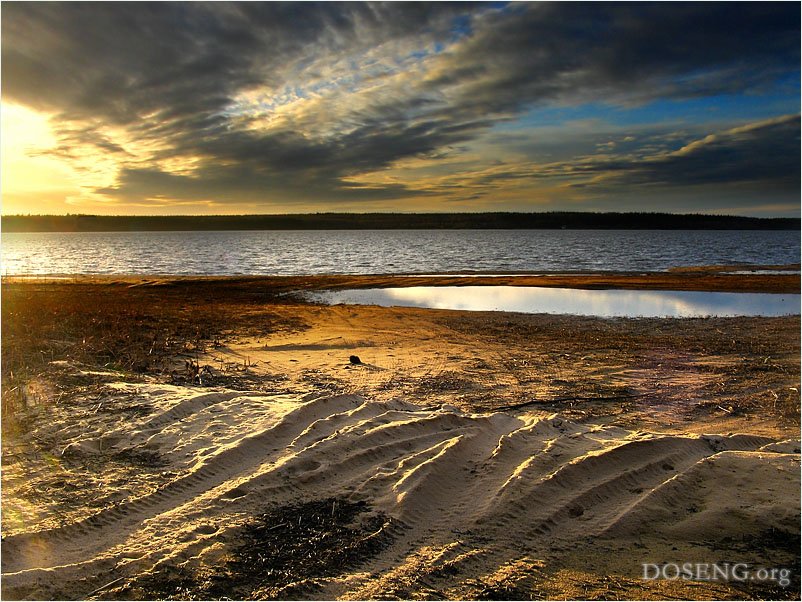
[
  {"x1": 5, "y1": 265, "x2": 799, "y2": 292},
  {"x1": 1, "y1": 273, "x2": 800, "y2": 600}
]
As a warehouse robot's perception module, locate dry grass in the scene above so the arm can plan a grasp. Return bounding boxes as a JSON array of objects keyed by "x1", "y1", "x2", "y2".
[
  {"x1": 2, "y1": 278, "x2": 799, "y2": 601},
  {"x1": 4, "y1": 279, "x2": 799, "y2": 437},
  {"x1": 440, "y1": 312, "x2": 801, "y2": 426},
  {"x1": 1, "y1": 281, "x2": 305, "y2": 437},
  {"x1": 108, "y1": 498, "x2": 398, "y2": 600}
]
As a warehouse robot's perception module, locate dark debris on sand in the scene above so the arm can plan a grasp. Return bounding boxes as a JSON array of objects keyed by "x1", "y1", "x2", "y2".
[{"x1": 110, "y1": 497, "x2": 400, "y2": 600}]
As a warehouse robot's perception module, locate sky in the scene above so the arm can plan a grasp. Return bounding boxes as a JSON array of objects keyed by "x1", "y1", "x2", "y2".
[{"x1": 1, "y1": 1, "x2": 800, "y2": 217}]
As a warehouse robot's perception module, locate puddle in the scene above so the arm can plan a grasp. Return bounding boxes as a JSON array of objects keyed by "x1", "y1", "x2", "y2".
[{"x1": 306, "y1": 286, "x2": 800, "y2": 318}]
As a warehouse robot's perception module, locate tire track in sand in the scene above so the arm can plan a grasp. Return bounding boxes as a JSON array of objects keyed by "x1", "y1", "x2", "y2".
[
  {"x1": 2, "y1": 387, "x2": 796, "y2": 601},
  {"x1": 1, "y1": 394, "x2": 364, "y2": 574}
]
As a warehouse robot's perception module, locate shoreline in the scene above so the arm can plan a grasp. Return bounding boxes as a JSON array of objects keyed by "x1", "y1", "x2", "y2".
[
  {"x1": 4, "y1": 212, "x2": 799, "y2": 233},
  {"x1": 2, "y1": 265, "x2": 800, "y2": 293},
  {"x1": 2, "y1": 274, "x2": 800, "y2": 599}
]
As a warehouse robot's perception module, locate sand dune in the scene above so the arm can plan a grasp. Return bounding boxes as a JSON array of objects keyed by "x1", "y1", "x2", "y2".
[{"x1": 2, "y1": 382, "x2": 798, "y2": 599}]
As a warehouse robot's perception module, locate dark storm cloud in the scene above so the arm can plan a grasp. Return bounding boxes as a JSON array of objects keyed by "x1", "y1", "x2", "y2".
[
  {"x1": 95, "y1": 164, "x2": 421, "y2": 207},
  {"x1": 2, "y1": 2, "x2": 799, "y2": 206},
  {"x1": 533, "y1": 115, "x2": 801, "y2": 192},
  {"x1": 428, "y1": 2, "x2": 800, "y2": 117},
  {"x1": 3, "y1": 2, "x2": 469, "y2": 123},
  {"x1": 619, "y1": 114, "x2": 801, "y2": 190},
  {"x1": 429, "y1": 115, "x2": 801, "y2": 207}
]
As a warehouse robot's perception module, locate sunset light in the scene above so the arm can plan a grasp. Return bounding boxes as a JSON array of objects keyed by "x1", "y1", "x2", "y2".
[
  {"x1": 2, "y1": 2, "x2": 799, "y2": 216},
  {"x1": 2, "y1": 4, "x2": 800, "y2": 600}
]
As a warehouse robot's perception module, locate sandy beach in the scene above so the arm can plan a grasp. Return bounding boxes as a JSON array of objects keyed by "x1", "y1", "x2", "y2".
[
  {"x1": 2, "y1": 274, "x2": 800, "y2": 600},
  {"x1": 5, "y1": 1, "x2": 801, "y2": 598}
]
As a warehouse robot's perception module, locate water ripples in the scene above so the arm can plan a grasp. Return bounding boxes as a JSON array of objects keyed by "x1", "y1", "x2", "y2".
[{"x1": 2, "y1": 229, "x2": 799, "y2": 275}]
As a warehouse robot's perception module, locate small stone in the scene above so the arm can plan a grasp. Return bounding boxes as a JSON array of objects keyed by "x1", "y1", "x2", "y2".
[{"x1": 349, "y1": 355, "x2": 362, "y2": 365}]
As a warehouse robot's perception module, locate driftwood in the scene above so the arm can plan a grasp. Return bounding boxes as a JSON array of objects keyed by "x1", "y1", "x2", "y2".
[{"x1": 85, "y1": 576, "x2": 127, "y2": 598}]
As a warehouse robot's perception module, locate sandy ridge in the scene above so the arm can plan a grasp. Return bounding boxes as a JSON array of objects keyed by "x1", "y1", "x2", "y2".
[{"x1": 2, "y1": 383, "x2": 798, "y2": 599}]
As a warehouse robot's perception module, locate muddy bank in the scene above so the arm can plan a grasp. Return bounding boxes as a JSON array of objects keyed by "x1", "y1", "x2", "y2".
[{"x1": 3, "y1": 264, "x2": 800, "y2": 292}]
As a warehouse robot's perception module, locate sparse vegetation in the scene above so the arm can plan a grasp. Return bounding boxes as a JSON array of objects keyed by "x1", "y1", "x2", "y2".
[
  {"x1": 2, "y1": 277, "x2": 799, "y2": 601},
  {"x1": 1, "y1": 280, "x2": 305, "y2": 437},
  {"x1": 111, "y1": 498, "x2": 398, "y2": 600}
]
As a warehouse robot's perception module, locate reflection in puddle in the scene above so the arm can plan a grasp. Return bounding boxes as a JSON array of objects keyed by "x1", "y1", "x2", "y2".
[{"x1": 307, "y1": 286, "x2": 800, "y2": 318}]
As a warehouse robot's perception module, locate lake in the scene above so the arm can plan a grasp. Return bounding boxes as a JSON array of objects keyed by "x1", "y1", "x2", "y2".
[{"x1": 1, "y1": 229, "x2": 798, "y2": 275}]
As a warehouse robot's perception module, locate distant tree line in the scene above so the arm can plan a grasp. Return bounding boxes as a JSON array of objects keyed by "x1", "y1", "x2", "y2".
[{"x1": 1, "y1": 212, "x2": 799, "y2": 232}]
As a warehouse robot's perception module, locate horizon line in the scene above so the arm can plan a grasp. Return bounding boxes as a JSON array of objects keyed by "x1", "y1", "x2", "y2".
[{"x1": 3, "y1": 211, "x2": 800, "y2": 219}]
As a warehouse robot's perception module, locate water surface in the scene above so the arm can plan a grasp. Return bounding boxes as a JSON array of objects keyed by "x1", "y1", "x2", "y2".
[
  {"x1": 2, "y1": 229, "x2": 798, "y2": 275},
  {"x1": 307, "y1": 286, "x2": 800, "y2": 318}
]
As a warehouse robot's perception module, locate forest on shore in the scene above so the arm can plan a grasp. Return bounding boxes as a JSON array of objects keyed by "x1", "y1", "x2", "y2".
[{"x1": 2, "y1": 212, "x2": 798, "y2": 232}]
